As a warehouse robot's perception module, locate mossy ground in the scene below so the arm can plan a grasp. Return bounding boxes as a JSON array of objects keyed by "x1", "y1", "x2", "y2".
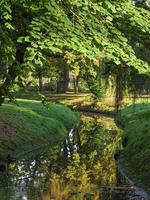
[
  {"x1": 118, "y1": 103, "x2": 150, "y2": 192},
  {"x1": 0, "y1": 99, "x2": 79, "y2": 157}
]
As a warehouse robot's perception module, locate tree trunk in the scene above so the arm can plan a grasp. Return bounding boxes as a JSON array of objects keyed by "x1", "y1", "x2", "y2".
[
  {"x1": 0, "y1": 89, "x2": 5, "y2": 106},
  {"x1": 115, "y1": 66, "x2": 125, "y2": 112},
  {"x1": 56, "y1": 67, "x2": 70, "y2": 93},
  {"x1": 73, "y1": 76, "x2": 79, "y2": 94},
  {"x1": 63, "y1": 67, "x2": 70, "y2": 92},
  {"x1": 38, "y1": 75, "x2": 43, "y2": 92},
  {"x1": 0, "y1": 47, "x2": 25, "y2": 106},
  {"x1": 56, "y1": 80, "x2": 63, "y2": 93}
]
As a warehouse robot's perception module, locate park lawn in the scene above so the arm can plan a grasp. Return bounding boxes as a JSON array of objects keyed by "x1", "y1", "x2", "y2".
[
  {"x1": 118, "y1": 103, "x2": 150, "y2": 192},
  {"x1": 0, "y1": 99, "x2": 79, "y2": 157},
  {"x1": 14, "y1": 90, "x2": 149, "y2": 114},
  {"x1": 14, "y1": 91, "x2": 115, "y2": 112}
]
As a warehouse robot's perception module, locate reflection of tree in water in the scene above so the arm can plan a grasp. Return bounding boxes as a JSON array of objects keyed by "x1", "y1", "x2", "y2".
[{"x1": 6, "y1": 115, "x2": 122, "y2": 200}]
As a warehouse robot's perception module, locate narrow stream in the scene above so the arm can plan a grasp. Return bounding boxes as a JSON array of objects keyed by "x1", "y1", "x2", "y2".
[{"x1": 0, "y1": 114, "x2": 147, "y2": 200}]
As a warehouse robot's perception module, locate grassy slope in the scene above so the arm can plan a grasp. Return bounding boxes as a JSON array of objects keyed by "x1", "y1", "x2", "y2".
[
  {"x1": 0, "y1": 99, "x2": 79, "y2": 157},
  {"x1": 118, "y1": 103, "x2": 150, "y2": 192}
]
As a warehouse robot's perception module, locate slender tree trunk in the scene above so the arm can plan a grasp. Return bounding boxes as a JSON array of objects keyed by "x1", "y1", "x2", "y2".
[
  {"x1": 73, "y1": 76, "x2": 79, "y2": 94},
  {"x1": 115, "y1": 65, "x2": 125, "y2": 112},
  {"x1": 0, "y1": 47, "x2": 25, "y2": 106},
  {"x1": 132, "y1": 88, "x2": 137, "y2": 106},
  {"x1": 56, "y1": 81, "x2": 61, "y2": 93},
  {"x1": 38, "y1": 75, "x2": 43, "y2": 92},
  {"x1": 63, "y1": 67, "x2": 70, "y2": 92},
  {"x1": 0, "y1": 89, "x2": 5, "y2": 106}
]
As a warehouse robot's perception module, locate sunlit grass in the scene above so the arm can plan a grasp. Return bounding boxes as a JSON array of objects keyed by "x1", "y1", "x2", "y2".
[{"x1": 13, "y1": 91, "x2": 150, "y2": 115}]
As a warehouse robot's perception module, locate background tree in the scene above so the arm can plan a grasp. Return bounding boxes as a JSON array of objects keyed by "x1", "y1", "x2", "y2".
[{"x1": 0, "y1": 0, "x2": 150, "y2": 106}]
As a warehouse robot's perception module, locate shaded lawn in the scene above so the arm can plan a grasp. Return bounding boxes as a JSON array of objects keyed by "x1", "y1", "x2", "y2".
[
  {"x1": 118, "y1": 103, "x2": 150, "y2": 192},
  {"x1": 0, "y1": 99, "x2": 79, "y2": 157}
]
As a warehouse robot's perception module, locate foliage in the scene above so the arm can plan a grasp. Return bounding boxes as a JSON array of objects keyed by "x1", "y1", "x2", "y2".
[
  {"x1": 86, "y1": 76, "x2": 107, "y2": 101},
  {"x1": 44, "y1": 81, "x2": 57, "y2": 91},
  {"x1": 23, "y1": 0, "x2": 150, "y2": 73},
  {"x1": 0, "y1": 0, "x2": 150, "y2": 103}
]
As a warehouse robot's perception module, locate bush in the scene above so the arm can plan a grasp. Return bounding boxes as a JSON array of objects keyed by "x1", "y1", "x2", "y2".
[{"x1": 43, "y1": 81, "x2": 57, "y2": 91}]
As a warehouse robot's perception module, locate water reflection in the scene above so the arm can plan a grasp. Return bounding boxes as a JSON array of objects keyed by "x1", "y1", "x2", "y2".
[{"x1": 0, "y1": 114, "x2": 138, "y2": 200}]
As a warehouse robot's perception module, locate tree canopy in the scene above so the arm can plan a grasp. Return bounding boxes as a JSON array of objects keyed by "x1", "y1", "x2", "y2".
[{"x1": 0, "y1": 0, "x2": 150, "y2": 104}]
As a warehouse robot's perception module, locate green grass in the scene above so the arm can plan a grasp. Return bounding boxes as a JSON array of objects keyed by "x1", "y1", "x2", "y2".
[
  {"x1": 118, "y1": 103, "x2": 150, "y2": 192},
  {"x1": 0, "y1": 99, "x2": 79, "y2": 157},
  {"x1": 14, "y1": 90, "x2": 115, "y2": 113},
  {"x1": 14, "y1": 90, "x2": 150, "y2": 114}
]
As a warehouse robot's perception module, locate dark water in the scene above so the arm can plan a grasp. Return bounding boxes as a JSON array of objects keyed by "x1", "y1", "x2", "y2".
[{"x1": 0, "y1": 114, "x2": 147, "y2": 200}]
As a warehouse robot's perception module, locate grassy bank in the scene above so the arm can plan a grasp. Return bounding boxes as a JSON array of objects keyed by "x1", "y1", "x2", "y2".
[
  {"x1": 0, "y1": 99, "x2": 79, "y2": 157},
  {"x1": 118, "y1": 103, "x2": 150, "y2": 192}
]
